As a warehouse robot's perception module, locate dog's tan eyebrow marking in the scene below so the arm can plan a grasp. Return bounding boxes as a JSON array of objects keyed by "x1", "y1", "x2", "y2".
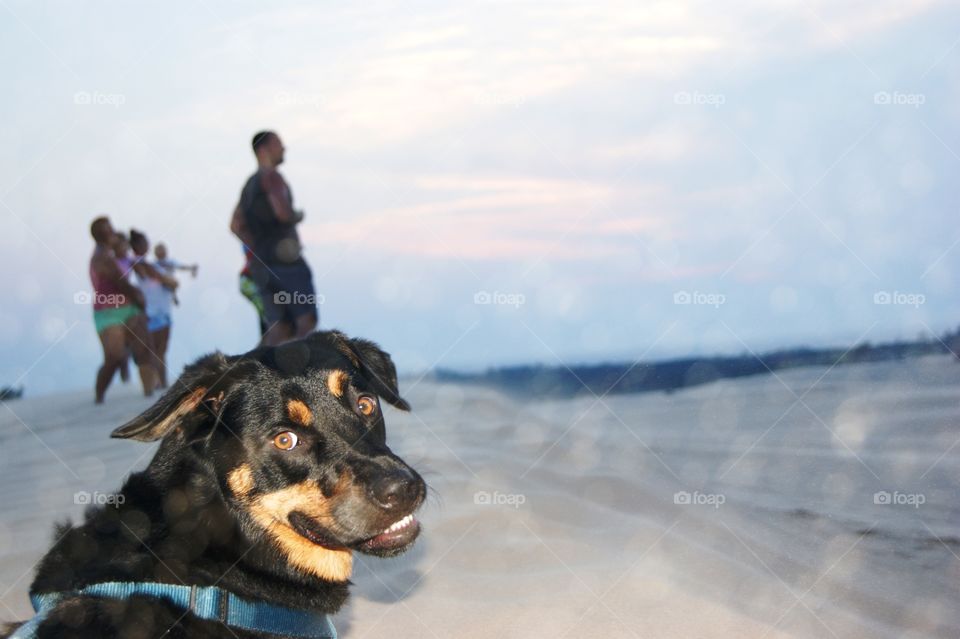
[
  {"x1": 286, "y1": 399, "x2": 313, "y2": 426},
  {"x1": 227, "y1": 464, "x2": 255, "y2": 497},
  {"x1": 327, "y1": 370, "x2": 349, "y2": 398}
]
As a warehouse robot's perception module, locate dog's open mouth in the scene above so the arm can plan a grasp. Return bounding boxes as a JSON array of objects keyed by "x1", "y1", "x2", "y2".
[
  {"x1": 357, "y1": 513, "x2": 421, "y2": 554},
  {"x1": 288, "y1": 511, "x2": 345, "y2": 549},
  {"x1": 288, "y1": 510, "x2": 420, "y2": 555}
]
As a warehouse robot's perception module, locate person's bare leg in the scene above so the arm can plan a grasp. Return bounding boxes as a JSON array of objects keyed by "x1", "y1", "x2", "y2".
[
  {"x1": 96, "y1": 327, "x2": 127, "y2": 403},
  {"x1": 119, "y1": 350, "x2": 130, "y2": 383},
  {"x1": 294, "y1": 312, "x2": 317, "y2": 339},
  {"x1": 152, "y1": 325, "x2": 171, "y2": 388},
  {"x1": 125, "y1": 314, "x2": 157, "y2": 396},
  {"x1": 263, "y1": 320, "x2": 294, "y2": 346}
]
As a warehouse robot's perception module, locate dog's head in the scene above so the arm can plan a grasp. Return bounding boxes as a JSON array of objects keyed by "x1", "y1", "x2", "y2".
[{"x1": 111, "y1": 330, "x2": 425, "y2": 584}]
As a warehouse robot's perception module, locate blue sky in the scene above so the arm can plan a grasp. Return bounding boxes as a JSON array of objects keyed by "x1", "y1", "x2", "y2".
[{"x1": 1, "y1": 0, "x2": 959, "y2": 396}]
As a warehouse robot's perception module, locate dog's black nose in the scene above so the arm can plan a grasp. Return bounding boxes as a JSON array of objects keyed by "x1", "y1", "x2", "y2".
[{"x1": 370, "y1": 470, "x2": 419, "y2": 510}]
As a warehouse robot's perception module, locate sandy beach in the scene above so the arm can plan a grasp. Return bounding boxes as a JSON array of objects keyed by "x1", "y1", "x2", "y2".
[{"x1": 1, "y1": 355, "x2": 958, "y2": 638}]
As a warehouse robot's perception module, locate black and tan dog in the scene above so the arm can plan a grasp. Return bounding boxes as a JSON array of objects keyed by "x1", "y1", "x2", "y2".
[{"x1": 3, "y1": 331, "x2": 425, "y2": 638}]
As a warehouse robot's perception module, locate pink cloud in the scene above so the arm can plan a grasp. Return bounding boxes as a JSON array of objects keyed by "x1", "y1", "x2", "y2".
[{"x1": 298, "y1": 174, "x2": 673, "y2": 260}]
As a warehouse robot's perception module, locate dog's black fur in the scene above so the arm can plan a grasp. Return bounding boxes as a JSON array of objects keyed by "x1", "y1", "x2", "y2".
[{"x1": 2, "y1": 331, "x2": 426, "y2": 638}]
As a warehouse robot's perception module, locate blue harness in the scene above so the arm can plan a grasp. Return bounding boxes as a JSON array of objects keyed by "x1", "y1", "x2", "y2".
[{"x1": 9, "y1": 582, "x2": 336, "y2": 638}]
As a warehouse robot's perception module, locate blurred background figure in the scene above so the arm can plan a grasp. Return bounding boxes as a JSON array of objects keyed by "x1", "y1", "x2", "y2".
[
  {"x1": 88, "y1": 217, "x2": 157, "y2": 403},
  {"x1": 238, "y1": 246, "x2": 268, "y2": 340},
  {"x1": 130, "y1": 229, "x2": 179, "y2": 389},
  {"x1": 230, "y1": 130, "x2": 317, "y2": 346},
  {"x1": 112, "y1": 232, "x2": 134, "y2": 276},
  {"x1": 153, "y1": 242, "x2": 196, "y2": 307},
  {"x1": 154, "y1": 242, "x2": 198, "y2": 280},
  {"x1": 111, "y1": 232, "x2": 133, "y2": 384}
]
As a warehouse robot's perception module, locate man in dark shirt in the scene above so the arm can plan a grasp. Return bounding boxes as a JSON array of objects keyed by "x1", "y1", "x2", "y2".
[{"x1": 230, "y1": 131, "x2": 318, "y2": 345}]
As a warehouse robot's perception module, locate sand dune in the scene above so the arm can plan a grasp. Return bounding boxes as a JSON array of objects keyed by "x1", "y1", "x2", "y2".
[{"x1": 1, "y1": 356, "x2": 958, "y2": 637}]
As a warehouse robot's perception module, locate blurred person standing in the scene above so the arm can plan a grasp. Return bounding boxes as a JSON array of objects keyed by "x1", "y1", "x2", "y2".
[
  {"x1": 130, "y1": 229, "x2": 179, "y2": 388},
  {"x1": 88, "y1": 217, "x2": 157, "y2": 403},
  {"x1": 230, "y1": 131, "x2": 317, "y2": 346}
]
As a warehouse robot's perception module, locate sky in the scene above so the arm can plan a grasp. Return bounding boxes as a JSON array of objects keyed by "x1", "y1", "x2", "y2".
[{"x1": 1, "y1": 0, "x2": 959, "y2": 396}]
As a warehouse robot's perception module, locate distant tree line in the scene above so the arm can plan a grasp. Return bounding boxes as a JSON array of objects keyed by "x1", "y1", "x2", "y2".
[{"x1": 433, "y1": 327, "x2": 960, "y2": 399}]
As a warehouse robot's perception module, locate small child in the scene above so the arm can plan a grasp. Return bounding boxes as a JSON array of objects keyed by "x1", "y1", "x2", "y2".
[
  {"x1": 154, "y1": 243, "x2": 197, "y2": 306},
  {"x1": 154, "y1": 243, "x2": 198, "y2": 279}
]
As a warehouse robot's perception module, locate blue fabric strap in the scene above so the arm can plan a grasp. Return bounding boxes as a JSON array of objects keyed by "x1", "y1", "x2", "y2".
[{"x1": 12, "y1": 582, "x2": 336, "y2": 639}]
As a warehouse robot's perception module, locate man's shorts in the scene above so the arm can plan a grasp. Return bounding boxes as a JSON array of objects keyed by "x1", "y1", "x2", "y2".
[
  {"x1": 250, "y1": 260, "x2": 318, "y2": 328},
  {"x1": 93, "y1": 305, "x2": 142, "y2": 334}
]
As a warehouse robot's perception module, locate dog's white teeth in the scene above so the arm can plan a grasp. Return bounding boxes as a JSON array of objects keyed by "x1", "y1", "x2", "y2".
[{"x1": 385, "y1": 514, "x2": 413, "y2": 533}]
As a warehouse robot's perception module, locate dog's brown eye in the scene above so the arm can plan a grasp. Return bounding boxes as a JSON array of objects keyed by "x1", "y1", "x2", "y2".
[
  {"x1": 273, "y1": 431, "x2": 299, "y2": 450},
  {"x1": 357, "y1": 395, "x2": 377, "y2": 417}
]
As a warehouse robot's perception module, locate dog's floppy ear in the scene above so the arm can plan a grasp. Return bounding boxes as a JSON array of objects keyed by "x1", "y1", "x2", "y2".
[
  {"x1": 344, "y1": 337, "x2": 411, "y2": 411},
  {"x1": 111, "y1": 353, "x2": 234, "y2": 442}
]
